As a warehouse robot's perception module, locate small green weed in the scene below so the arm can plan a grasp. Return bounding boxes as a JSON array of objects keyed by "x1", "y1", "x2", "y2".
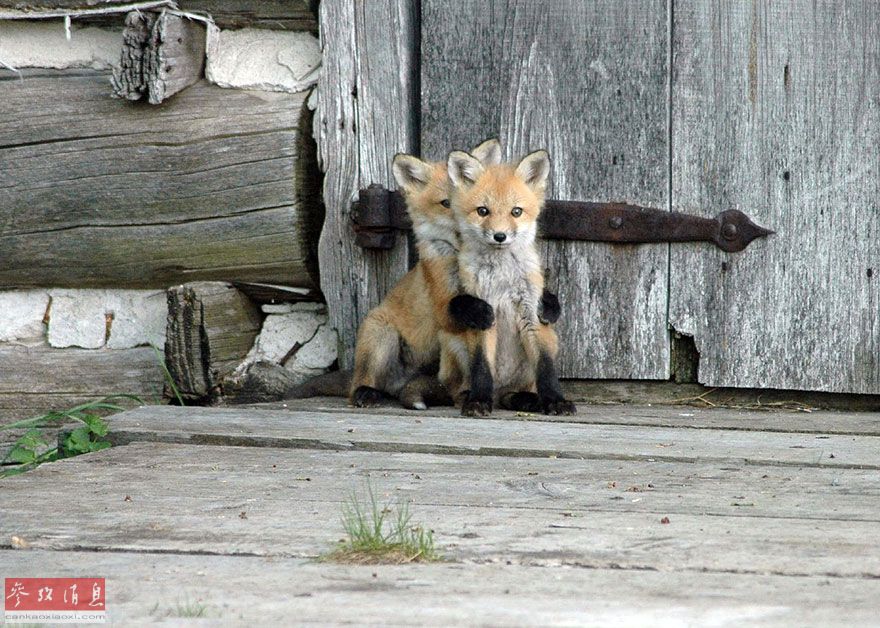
[
  {"x1": 150, "y1": 598, "x2": 210, "y2": 618},
  {"x1": 152, "y1": 343, "x2": 185, "y2": 406},
  {"x1": 323, "y1": 483, "x2": 441, "y2": 564},
  {"x1": 0, "y1": 395, "x2": 141, "y2": 478}
]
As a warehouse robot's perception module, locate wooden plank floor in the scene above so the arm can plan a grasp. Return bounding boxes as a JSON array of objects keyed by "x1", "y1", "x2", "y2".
[{"x1": 1, "y1": 399, "x2": 878, "y2": 626}]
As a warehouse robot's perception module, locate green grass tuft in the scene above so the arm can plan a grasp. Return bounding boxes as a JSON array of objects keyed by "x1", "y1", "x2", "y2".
[
  {"x1": 323, "y1": 483, "x2": 441, "y2": 564},
  {"x1": 152, "y1": 343, "x2": 185, "y2": 406},
  {"x1": 151, "y1": 598, "x2": 210, "y2": 619}
]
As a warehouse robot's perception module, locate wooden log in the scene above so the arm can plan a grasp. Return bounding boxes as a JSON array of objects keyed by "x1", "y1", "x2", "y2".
[
  {"x1": 164, "y1": 282, "x2": 262, "y2": 402},
  {"x1": 0, "y1": 345, "x2": 163, "y2": 421},
  {"x1": 0, "y1": 69, "x2": 321, "y2": 289},
  {"x1": 0, "y1": 1, "x2": 317, "y2": 31},
  {"x1": 111, "y1": 9, "x2": 206, "y2": 104}
]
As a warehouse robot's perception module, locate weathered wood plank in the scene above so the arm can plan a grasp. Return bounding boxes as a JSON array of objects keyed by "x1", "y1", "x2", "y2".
[
  {"x1": 0, "y1": 1, "x2": 317, "y2": 31},
  {"x1": 3, "y1": 551, "x2": 876, "y2": 627},
  {"x1": 421, "y1": 0, "x2": 670, "y2": 379},
  {"x1": 164, "y1": 282, "x2": 262, "y2": 402},
  {"x1": 670, "y1": 1, "x2": 880, "y2": 394},
  {"x1": 265, "y1": 396, "x2": 880, "y2": 437},
  {"x1": 0, "y1": 346, "x2": 164, "y2": 421},
  {"x1": 2, "y1": 443, "x2": 879, "y2": 578},
  {"x1": 314, "y1": 0, "x2": 417, "y2": 368},
  {"x1": 111, "y1": 10, "x2": 205, "y2": 104},
  {"x1": 181, "y1": 0, "x2": 316, "y2": 32},
  {"x1": 0, "y1": 70, "x2": 319, "y2": 289},
  {"x1": 105, "y1": 406, "x2": 880, "y2": 469}
]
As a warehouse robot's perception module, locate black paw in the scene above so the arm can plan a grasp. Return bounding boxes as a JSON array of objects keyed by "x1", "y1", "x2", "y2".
[
  {"x1": 461, "y1": 392, "x2": 493, "y2": 417},
  {"x1": 541, "y1": 398, "x2": 576, "y2": 416},
  {"x1": 352, "y1": 386, "x2": 383, "y2": 407},
  {"x1": 538, "y1": 290, "x2": 561, "y2": 325},
  {"x1": 504, "y1": 391, "x2": 542, "y2": 413},
  {"x1": 449, "y1": 294, "x2": 495, "y2": 330}
]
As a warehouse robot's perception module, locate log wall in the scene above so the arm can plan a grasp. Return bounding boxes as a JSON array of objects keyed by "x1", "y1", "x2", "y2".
[{"x1": 0, "y1": 70, "x2": 321, "y2": 290}]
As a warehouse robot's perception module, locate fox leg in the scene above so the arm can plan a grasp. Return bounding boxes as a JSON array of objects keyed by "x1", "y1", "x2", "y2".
[
  {"x1": 500, "y1": 390, "x2": 542, "y2": 412},
  {"x1": 438, "y1": 332, "x2": 469, "y2": 405},
  {"x1": 350, "y1": 314, "x2": 404, "y2": 407},
  {"x1": 538, "y1": 289, "x2": 561, "y2": 325},
  {"x1": 460, "y1": 327, "x2": 496, "y2": 417},
  {"x1": 529, "y1": 324, "x2": 576, "y2": 416},
  {"x1": 448, "y1": 294, "x2": 495, "y2": 330}
]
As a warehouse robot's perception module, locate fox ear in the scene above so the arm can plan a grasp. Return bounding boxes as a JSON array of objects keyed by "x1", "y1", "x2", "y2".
[
  {"x1": 471, "y1": 138, "x2": 502, "y2": 166},
  {"x1": 447, "y1": 150, "x2": 485, "y2": 188},
  {"x1": 392, "y1": 154, "x2": 433, "y2": 190},
  {"x1": 515, "y1": 150, "x2": 551, "y2": 193}
]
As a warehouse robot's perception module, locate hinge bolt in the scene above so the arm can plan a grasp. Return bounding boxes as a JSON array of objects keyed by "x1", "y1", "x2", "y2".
[
  {"x1": 721, "y1": 222, "x2": 738, "y2": 240},
  {"x1": 609, "y1": 216, "x2": 624, "y2": 229}
]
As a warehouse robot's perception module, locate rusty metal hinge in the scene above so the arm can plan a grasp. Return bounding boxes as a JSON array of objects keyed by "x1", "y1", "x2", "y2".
[{"x1": 351, "y1": 185, "x2": 774, "y2": 252}]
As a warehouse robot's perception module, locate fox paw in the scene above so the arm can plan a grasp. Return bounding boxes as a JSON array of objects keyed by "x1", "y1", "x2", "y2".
[
  {"x1": 541, "y1": 398, "x2": 576, "y2": 416},
  {"x1": 449, "y1": 294, "x2": 495, "y2": 330},
  {"x1": 461, "y1": 393, "x2": 493, "y2": 417},
  {"x1": 538, "y1": 290, "x2": 561, "y2": 325},
  {"x1": 503, "y1": 391, "x2": 542, "y2": 413},
  {"x1": 352, "y1": 386, "x2": 383, "y2": 408}
]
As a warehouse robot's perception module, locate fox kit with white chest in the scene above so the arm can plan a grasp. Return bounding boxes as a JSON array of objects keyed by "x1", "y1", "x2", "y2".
[{"x1": 445, "y1": 149, "x2": 576, "y2": 416}]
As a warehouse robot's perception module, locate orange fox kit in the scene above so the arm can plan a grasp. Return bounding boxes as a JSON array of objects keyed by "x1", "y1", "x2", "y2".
[
  {"x1": 445, "y1": 149, "x2": 576, "y2": 416},
  {"x1": 348, "y1": 140, "x2": 502, "y2": 409}
]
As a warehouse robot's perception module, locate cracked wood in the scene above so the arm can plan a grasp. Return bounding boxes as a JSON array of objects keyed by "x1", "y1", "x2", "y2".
[{"x1": 0, "y1": 70, "x2": 320, "y2": 289}]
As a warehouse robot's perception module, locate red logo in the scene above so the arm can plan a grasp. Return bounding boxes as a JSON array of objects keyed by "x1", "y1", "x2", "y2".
[{"x1": 5, "y1": 578, "x2": 105, "y2": 622}]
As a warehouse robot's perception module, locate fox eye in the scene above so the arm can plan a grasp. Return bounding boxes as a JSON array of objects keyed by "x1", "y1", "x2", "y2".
[
  {"x1": 440, "y1": 199, "x2": 451, "y2": 208},
  {"x1": 476, "y1": 206, "x2": 490, "y2": 217},
  {"x1": 511, "y1": 207, "x2": 523, "y2": 217}
]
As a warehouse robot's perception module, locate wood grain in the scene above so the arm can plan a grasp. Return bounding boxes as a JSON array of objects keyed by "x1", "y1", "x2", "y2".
[
  {"x1": 421, "y1": 0, "x2": 671, "y2": 380},
  {"x1": 106, "y1": 405, "x2": 880, "y2": 469},
  {"x1": 0, "y1": 346, "x2": 163, "y2": 420},
  {"x1": 265, "y1": 396, "x2": 880, "y2": 437},
  {"x1": 164, "y1": 282, "x2": 262, "y2": 401},
  {"x1": 0, "y1": 70, "x2": 319, "y2": 289},
  {"x1": 0, "y1": 1, "x2": 317, "y2": 31},
  {"x1": 314, "y1": 0, "x2": 417, "y2": 368},
  {"x1": 3, "y1": 552, "x2": 877, "y2": 627},
  {"x1": 111, "y1": 10, "x2": 206, "y2": 104},
  {"x1": 2, "y1": 442, "x2": 880, "y2": 578},
  {"x1": 670, "y1": 1, "x2": 880, "y2": 394}
]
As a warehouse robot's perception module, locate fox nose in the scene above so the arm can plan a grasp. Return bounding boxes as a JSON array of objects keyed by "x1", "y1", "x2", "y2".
[{"x1": 493, "y1": 232, "x2": 507, "y2": 243}]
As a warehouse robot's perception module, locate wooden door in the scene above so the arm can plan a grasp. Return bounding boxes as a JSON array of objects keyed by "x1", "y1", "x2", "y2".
[
  {"x1": 319, "y1": 0, "x2": 879, "y2": 394},
  {"x1": 670, "y1": 1, "x2": 880, "y2": 394},
  {"x1": 421, "y1": 0, "x2": 671, "y2": 379}
]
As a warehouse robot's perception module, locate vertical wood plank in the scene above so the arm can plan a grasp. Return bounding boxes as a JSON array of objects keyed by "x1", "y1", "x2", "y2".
[
  {"x1": 671, "y1": 0, "x2": 880, "y2": 394},
  {"x1": 314, "y1": 0, "x2": 417, "y2": 368},
  {"x1": 421, "y1": 0, "x2": 670, "y2": 379}
]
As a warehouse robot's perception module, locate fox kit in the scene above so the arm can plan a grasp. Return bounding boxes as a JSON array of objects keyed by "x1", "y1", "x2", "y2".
[
  {"x1": 445, "y1": 149, "x2": 576, "y2": 416},
  {"x1": 349, "y1": 140, "x2": 502, "y2": 409}
]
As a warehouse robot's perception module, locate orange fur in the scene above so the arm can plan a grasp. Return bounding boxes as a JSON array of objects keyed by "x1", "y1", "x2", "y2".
[
  {"x1": 446, "y1": 149, "x2": 565, "y2": 409},
  {"x1": 349, "y1": 141, "x2": 502, "y2": 409}
]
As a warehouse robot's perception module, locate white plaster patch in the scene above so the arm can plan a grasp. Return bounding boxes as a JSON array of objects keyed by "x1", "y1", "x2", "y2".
[
  {"x1": 0, "y1": 22, "x2": 121, "y2": 70},
  {"x1": 243, "y1": 311, "x2": 321, "y2": 364},
  {"x1": 0, "y1": 290, "x2": 50, "y2": 346},
  {"x1": 237, "y1": 306, "x2": 338, "y2": 385},
  {"x1": 206, "y1": 28, "x2": 320, "y2": 93},
  {"x1": 105, "y1": 291, "x2": 167, "y2": 349},
  {"x1": 288, "y1": 323, "x2": 337, "y2": 371},
  {"x1": 47, "y1": 289, "x2": 166, "y2": 349}
]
